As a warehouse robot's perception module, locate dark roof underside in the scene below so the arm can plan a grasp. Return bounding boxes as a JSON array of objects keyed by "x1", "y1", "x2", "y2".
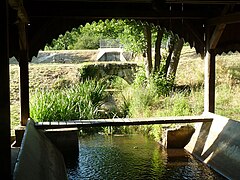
[{"x1": 8, "y1": 0, "x2": 240, "y2": 59}]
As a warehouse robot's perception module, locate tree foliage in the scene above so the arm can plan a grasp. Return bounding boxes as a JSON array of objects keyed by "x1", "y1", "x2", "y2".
[
  {"x1": 44, "y1": 19, "x2": 153, "y2": 53},
  {"x1": 44, "y1": 19, "x2": 184, "y2": 84}
]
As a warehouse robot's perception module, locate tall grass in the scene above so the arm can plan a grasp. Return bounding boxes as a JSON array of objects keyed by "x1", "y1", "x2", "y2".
[{"x1": 30, "y1": 80, "x2": 108, "y2": 122}]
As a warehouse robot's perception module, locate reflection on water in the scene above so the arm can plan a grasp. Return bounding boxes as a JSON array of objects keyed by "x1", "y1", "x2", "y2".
[{"x1": 65, "y1": 134, "x2": 225, "y2": 180}]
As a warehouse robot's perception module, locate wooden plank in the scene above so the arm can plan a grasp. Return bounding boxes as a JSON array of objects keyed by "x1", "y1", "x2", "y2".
[
  {"x1": 0, "y1": 0, "x2": 11, "y2": 178},
  {"x1": 66, "y1": 121, "x2": 76, "y2": 126},
  {"x1": 35, "y1": 116, "x2": 213, "y2": 129}
]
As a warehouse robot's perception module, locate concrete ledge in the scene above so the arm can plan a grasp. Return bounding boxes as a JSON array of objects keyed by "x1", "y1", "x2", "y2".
[
  {"x1": 13, "y1": 119, "x2": 67, "y2": 180},
  {"x1": 185, "y1": 113, "x2": 240, "y2": 179},
  {"x1": 44, "y1": 128, "x2": 79, "y2": 155}
]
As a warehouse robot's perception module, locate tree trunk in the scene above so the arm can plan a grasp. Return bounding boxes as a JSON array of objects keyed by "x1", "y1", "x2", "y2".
[
  {"x1": 164, "y1": 35, "x2": 176, "y2": 77},
  {"x1": 167, "y1": 38, "x2": 184, "y2": 80},
  {"x1": 154, "y1": 28, "x2": 163, "y2": 73},
  {"x1": 143, "y1": 24, "x2": 152, "y2": 78}
]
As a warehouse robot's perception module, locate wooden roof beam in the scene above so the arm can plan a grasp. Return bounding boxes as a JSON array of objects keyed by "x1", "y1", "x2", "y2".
[
  {"x1": 209, "y1": 24, "x2": 226, "y2": 49},
  {"x1": 8, "y1": 0, "x2": 29, "y2": 23},
  {"x1": 184, "y1": 22, "x2": 205, "y2": 46},
  {"x1": 25, "y1": 1, "x2": 208, "y2": 19},
  {"x1": 166, "y1": 0, "x2": 240, "y2": 4},
  {"x1": 207, "y1": 12, "x2": 240, "y2": 26},
  {"x1": 209, "y1": 4, "x2": 230, "y2": 49}
]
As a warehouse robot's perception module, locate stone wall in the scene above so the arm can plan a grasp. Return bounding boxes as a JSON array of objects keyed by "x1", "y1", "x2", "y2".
[{"x1": 185, "y1": 112, "x2": 240, "y2": 179}]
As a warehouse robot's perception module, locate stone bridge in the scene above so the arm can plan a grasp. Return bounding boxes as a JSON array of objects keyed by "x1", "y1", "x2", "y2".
[{"x1": 78, "y1": 62, "x2": 139, "y2": 84}]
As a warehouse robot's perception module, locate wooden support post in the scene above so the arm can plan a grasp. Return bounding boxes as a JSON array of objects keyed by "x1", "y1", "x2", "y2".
[
  {"x1": 19, "y1": 54, "x2": 30, "y2": 126},
  {"x1": 204, "y1": 5, "x2": 227, "y2": 113},
  {"x1": 18, "y1": 23, "x2": 30, "y2": 126},
  {"x1": 204, "y1": 49, "x2": 216, "y2": 113},
  {"x1": 0, "y1": 0, "x2": 11, "y2": 178}
]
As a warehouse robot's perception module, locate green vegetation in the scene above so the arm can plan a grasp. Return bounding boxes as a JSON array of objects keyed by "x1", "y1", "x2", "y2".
[
  {"x1": 44, "y1": 19, "x2": 170, "y2": 59},
  {"x1": 30, "y1": 80, "x2": 108, "y2": 122},
  {"x1": 10, "y1": 48, "x2": 239, "y2": 138}
]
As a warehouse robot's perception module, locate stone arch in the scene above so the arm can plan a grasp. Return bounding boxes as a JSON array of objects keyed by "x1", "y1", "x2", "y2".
[{"x1": 78, "y1": 62, "x2": 138, "y2": 84}]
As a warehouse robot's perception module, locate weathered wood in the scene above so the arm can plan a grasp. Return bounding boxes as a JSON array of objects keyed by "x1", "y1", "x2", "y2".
[
  {"x1": 18, "y1": 22, "x2": 30, "y2": 126},
  {"x1": 204, "y1": 23, "x2": 217, "y2": 113},
  {"x1": 0, "y1": 0, "x2": 11, "y2": 178},
  {"x1": 19, "y1": 55, "x2": 30, "y2": 126},
  {"x1": 209, "y1": 5, "x2": 230, "y2": 49},
  {"x1": 209, "y1": 24, "x2": 226, "y2": 49},
  {"x1": 207, "y1": 12, "x2": 240, "y2": 26},
  {"x1": 166, "y1": 0, "x2": 240, "y2": 4},
  {"x1": 204, "y1": 50, "x2": 216, "y2": 113},
  {"x1": 35, "y1": 116, "x2": 213, "y2": 129}
]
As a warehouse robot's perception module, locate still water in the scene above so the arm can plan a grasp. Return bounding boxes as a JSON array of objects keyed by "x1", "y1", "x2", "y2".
[{"x1": 65, "y1": 134, "x2": 225, "y2": 180}]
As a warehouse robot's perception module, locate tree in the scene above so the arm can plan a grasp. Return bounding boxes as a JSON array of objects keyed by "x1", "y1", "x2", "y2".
[
  {"x1": 154, "y1": 27, "x2": 164, "y2": 73},
  {"x1": 44, "y1": 19, "x2": 184, "y2": 84},
  {"x1": 143, "y1": 23, "x2": 152, "y2": 78},
  {"x1": 164, "y1": 34, "x2": 177, "y2": 77},
  {"x1": 167, "y1": 38, "x2": 184, "y2": 80}
]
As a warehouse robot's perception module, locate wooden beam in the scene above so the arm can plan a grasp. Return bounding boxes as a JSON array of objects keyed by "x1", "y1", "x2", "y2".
[
  {"x1": 18, "y1": 23, "x2": 30, "y2": 126},
  {"x1": 209, "y1": 24, "x2": 226, "y2": 49},
  {"x1": 184, "y1": 22, "x2": 205, "y2": 46},
  {"x1": 0, "y1": 0, "x2": 11, "y2": 179},
  {"x1": 204, "y1": 49, "x2": 216, "y2": 113},
  {"x1": 35, "y1": 116, "x2": 213, "y2": 129},
  {"x1": 209, "y1": 5, "x2": 230, "y2": 49},
  {"x1": 19, "y1": 54, "x2": 30, "y2": 126},
  {"x1": 25, "y1": 1, "x2": 208, "y2": 19},
  {"x1": 207, "y1": 12, "x2": 240, "y2": 26},
  {"x1": 166, "y1": 0, "x2": 240, "y2": 4}
]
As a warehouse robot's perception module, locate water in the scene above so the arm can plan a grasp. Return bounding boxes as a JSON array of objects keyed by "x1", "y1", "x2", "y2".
[{"x1": 65, "y1": 134, "x2": 226, "y2": 180}]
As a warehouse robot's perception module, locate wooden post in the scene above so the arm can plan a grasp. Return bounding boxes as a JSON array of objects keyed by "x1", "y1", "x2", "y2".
[
  {"x1": 19, "y1": 53, "x2": 30, "y2": 125},
  {"x1": 18, "y1": 23, "x2": 30, "y2": 126},
  {"x1": 204, "y1": 5, "x2": 228, "y2": 113},
  {"x1": 0, "y1": 0, "x2": 11, "y2": 178},
  {"x1": 204, "y1": 49, "x2": 216, "y2": 113}
]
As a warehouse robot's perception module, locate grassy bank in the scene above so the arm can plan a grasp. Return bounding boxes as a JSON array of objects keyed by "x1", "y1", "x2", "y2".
[{"x1": 10, "y1": 46, "x2": 240, "y2": 135}]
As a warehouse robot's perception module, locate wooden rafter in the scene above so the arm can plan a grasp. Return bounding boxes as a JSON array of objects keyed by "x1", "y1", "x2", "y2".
[
  {"x1": 184, "y1": 22, "x2": 205, "y2": 46},
  {"x1": 209, "y1": 5, "x2": 232, "y2": 49},
  {"x1": 8, "y1": 0, "x2": 29, "y2": 23},
  {"x1": 209, "y1": 24, "x2": 226, "y2": 49},
  {"x1": 166, "y1": 0, "x2": 240, "y2": 4},
  {"x1": 207, "y1": 12, "x2": 240, "y2": 26}
]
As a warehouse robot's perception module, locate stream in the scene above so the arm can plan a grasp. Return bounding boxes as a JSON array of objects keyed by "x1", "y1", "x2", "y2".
[{"x1": 65, "y1": 134, "x2": 225, "y2": 180}]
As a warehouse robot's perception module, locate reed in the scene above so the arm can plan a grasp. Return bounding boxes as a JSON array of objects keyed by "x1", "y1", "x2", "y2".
[{"x1": 30, "y1": 80, "x2": 108, "y2": 122}]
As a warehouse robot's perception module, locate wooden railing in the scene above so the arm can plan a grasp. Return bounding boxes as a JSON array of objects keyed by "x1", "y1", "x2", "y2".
[{"x1": 34, "y1": 115, "x2": 213, "y2": 129}]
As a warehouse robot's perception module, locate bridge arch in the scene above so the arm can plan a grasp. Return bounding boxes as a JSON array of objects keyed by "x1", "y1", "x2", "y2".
[{"x1": 79, "y1": 62, "x2": 139, "y2": 84}]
